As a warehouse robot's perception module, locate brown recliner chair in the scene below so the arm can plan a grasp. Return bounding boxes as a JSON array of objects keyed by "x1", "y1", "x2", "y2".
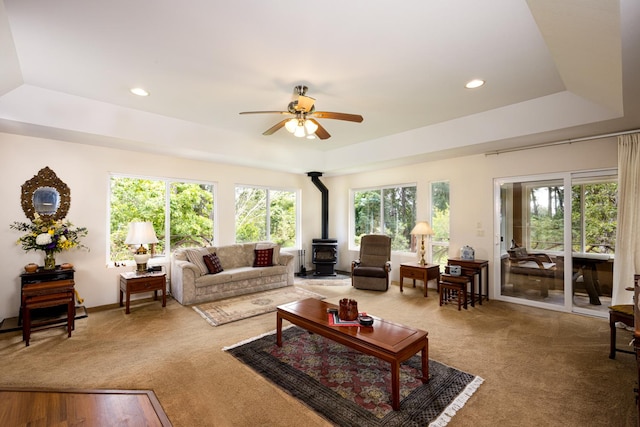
[{"x1": 351, "y1": 234, "x2": 392, "y2": 291}]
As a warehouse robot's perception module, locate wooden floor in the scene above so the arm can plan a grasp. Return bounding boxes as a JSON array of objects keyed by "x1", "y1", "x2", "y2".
[{"x1": 0, "y1": 388, "x2": 172, "y2": 426}]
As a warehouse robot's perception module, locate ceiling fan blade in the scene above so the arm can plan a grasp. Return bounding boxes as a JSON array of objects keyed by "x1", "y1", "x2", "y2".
[
  {"x1": 239, "y1": 111, "x2": 292, "y2": 115},
  {"x1": 297, "y1": 95, "x2": 315, "y2": 113},
  {"x1": 263, "y1": 119, "x2": 289, "y2": 136},
  {"x1": 309, "y1": 119, "x2": 331, "y2": 140},
  {"x1": 312, "y1": 111, "x2": 364, "y2": 123}
]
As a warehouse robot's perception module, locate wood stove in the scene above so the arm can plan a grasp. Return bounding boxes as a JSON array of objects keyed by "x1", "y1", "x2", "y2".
[
  {"x1": 312, "y1": 238, "x2": 338, "y2": 276},
  {"x1": 308, "y1": 172, "x2": 338, "y2": 276}
]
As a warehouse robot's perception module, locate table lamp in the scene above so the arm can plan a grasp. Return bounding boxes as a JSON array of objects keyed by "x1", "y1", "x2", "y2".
[
  {"x1": 410, "y1": 221, "x2": 434, "y2": 266},
  {"x1": 124, "y1": 221, "x2": 159, "y2": 273}
]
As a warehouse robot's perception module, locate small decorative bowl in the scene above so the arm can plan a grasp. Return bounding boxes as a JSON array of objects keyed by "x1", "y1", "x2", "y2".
[
  {"x1": 358, "y1": 315, "x2": 374, "y2": 327},
  {"x1": 61, "y1": 263, "x2": 74, "y2": 270},
  {"x1": 24, "y1": 263, "x2": 38, "y2": 273}
]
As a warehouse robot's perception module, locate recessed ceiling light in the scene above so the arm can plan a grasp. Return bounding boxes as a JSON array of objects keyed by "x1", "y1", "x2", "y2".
[
  {"x1": 465, "y1": 79, "x2": 485, "y2": 89},
  {"x1": 130, "y1": 87, "x2": 149, "y2": 97}
]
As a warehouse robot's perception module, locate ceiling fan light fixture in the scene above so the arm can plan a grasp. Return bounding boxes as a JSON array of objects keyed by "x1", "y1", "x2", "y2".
[
  {"x1": 293, "y1": 124, "x2": 306, "y2": 138},
  {"x1": 304, "y1": 119, "x2": 318, "y2": 134},
  {"x1": 284, "y1": 118, "x2": 298, "y2": 133}
]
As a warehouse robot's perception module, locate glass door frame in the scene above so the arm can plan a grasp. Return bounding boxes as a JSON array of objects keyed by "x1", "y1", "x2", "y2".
[{"x1": 493, "y1": 172, "x2": 575, "y2": 314}]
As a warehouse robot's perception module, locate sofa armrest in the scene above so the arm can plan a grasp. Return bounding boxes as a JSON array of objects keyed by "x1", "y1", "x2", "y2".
[
  {"x1": 278, "y1": 252, "x2": 294, "y2": 266},
  {"x1": 170, "y1": 258, "x2": 200, "y2": 304},
  {"x1": 278, "y1": 252, "x2": 295, "y2": 285}
]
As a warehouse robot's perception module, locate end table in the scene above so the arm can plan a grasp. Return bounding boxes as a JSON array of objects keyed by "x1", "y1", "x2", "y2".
[
  {"x1": 119, "y1": 271, "x2": 166, "y2": 314},
  {"x1": 399, "y1": 262, "x2": 440, "y2": 297}
]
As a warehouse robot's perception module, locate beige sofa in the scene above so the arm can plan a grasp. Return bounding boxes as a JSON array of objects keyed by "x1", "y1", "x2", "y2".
[{"x1": 170, "y1": 242, "x2": 294, "y2": 305}]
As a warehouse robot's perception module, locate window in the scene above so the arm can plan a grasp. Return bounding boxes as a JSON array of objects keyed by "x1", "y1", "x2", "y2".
[
  {"x1": 234, "y1": 186, "x2": 297, "y2": 247},
  {"x1": 352, "y1": 184, "x2": 416, "y2": 251},
  {"x1": 109, "y1": 176, "x2": 215, "y2": 263},
  {"x1": 571, "y1": 178, "x2": 617, "y2": 254},
  {"x1": 517, "y1": 175, "x2": 617, "y2": 254},
  {"x1": 430, "y1": 181, "x2": 450, "y2": 267},
  {"x1": 526, "y1": 180, "x2": 565, "y2": 251}
]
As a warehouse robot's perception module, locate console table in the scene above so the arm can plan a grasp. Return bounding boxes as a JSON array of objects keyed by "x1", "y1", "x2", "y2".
[
  {"x1": 119, "y1": 271, "x2": 167, "y2": 314},
  {"x1": 20, "y1": 267, "x2": 76, "y2": 346},
  {"x1": 399, "y1": 262, "x2": 440, "y2": 297},
  {"x1": 447, "y1": 258, "x2": 489, "y2": 303}
]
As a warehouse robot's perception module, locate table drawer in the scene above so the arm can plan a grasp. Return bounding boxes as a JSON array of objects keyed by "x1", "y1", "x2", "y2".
[
  {"x1": 126, "y1": 277, "x2": 164, "y2": 292},
  {"x1": 402, "y1": 267, "x2": 425, "y2": 280}
]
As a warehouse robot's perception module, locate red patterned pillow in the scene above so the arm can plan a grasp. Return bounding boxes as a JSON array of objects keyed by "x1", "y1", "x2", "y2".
[
  {"x1": 253, "y1": 248, "x2": 274, "y2": 267},
  {"x1": 203, "y1": 252, "x2": 224, "y2": 274}
]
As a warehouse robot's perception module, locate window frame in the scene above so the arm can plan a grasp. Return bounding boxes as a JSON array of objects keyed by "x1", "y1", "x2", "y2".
[
  {"x1": 234, "y1": 184, "x2": 300, "y2": 249},
  {"x1": 429, "y1": 180, "x2": 450, "y2": 267},
  {"x1": 108, "y1": 173, "x2": 217, "y2": 264},
  {"x1": 349, "y1": 182, "x2": 417, "y2": 252}
]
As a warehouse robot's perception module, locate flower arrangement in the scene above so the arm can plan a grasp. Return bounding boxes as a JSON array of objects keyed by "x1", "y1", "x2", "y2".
[{"x1": 10, "y1": 214, "x2": 88, "y2": 254}]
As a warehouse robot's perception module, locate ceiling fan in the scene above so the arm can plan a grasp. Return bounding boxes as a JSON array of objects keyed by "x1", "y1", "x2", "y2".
[{"x1": 239, "y1": 85, "x2": 363, "y2": 140}]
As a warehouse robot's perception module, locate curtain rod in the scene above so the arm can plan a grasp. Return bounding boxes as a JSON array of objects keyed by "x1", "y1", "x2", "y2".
[{"x1": 484, "y1": 129, "x2": 640, "y2": 156}]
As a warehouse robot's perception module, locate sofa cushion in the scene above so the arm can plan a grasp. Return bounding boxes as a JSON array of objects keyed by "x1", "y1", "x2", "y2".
[
  {"x1": 185, "y1": 247, "x2": 211, "y2": 275},
  {"x1": 203, "y1": 252, "x2": 224, "y2": 274},
  {"x1": 254, "y1": 248, "x2": 274, "y2": 267},
  {"x1": 256, "y1": 242, "x2": 280, "y2": 265}
]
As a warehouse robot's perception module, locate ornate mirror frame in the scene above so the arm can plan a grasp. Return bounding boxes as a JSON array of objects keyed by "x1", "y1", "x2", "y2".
[{"x1": 21, "y1": 167, "x2": 71, "y2": 222}]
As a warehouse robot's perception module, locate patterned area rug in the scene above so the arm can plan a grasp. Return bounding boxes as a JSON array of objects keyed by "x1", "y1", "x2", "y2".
[
  {"x1": 294, "y1": 272, "x2": 351, "y2": 286},
  {"x1": 192, "y1": 287, "x2": 325, "y2": 326},
  {"x1": 225, "y1": 326, "x2": 483, "y2": 426}
]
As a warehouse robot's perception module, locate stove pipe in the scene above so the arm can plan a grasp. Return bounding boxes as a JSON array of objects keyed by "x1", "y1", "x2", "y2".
[{"x1": 307, "y1": 171, "x2": 328, "y2": 240}]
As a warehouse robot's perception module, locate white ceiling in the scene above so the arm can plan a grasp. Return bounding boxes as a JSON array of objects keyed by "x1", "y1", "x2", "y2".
[{"x1": 0, "y1": 0, "x2": 638, "y2": 175}]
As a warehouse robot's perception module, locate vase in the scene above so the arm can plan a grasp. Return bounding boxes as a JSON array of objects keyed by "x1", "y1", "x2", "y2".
[
  {"x1": 44, "y1": 250, "x2": 56, "y2": 270},
  {"x1": 339, "y1": 298, "x2": 358, "y2": 321}
]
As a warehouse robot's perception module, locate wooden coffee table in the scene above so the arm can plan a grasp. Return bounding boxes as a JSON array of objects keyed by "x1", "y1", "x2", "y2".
[{"x1": 276, "y1": 298, "x2": 429, "y2": 410}]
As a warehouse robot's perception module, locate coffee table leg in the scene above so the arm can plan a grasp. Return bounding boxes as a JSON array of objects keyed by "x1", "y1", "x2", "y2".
[
  {"x1": 391, "y1": 361, "x2": 401, "y2": 410},
  {"x1": 421, "y1": 338, "x2": 430, "y2": 383},
  {"x1": 276, "y1": 312, "x2": 283, "y2": 347}
]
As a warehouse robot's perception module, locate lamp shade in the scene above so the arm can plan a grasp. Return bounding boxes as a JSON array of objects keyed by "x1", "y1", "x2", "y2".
[
  {"x1": 284, "y1": 118, "x2": 298, "y2": 133},
  {"x1": 410, "y1": 221, "x2": 434, "y2": 236},
  {"x1": 124, "y1": 221, "x2": 159, "y2": 245}
]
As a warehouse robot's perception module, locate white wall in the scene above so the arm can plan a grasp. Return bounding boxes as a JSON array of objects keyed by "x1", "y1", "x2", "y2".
[
  {"x1": 0, "y1": 132, "x2": 617, "y2": 320},
  {"x1": 0, "y1": 133, "x2": 318, "y2": 319},
  {"x1": 327, "y1": 137, "x2": 618, "y2": 285}
]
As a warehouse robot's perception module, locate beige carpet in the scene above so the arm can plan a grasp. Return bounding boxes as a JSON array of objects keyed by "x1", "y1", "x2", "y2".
[
  {"x1": 0, "y1": 281, "x2": 637, "y2": 426},
  {"x1": 192, "y1": 287, "x2": 325, "y2": 326}
]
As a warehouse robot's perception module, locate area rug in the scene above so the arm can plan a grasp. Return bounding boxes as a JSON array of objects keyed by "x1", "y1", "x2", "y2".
[
  {"x1": 224, "y1": 326, "x2": 483, "y2": 426},
  {"x1": 192, "y1": 287, "x2": 325, "y2": 326},
  {"x1": 294, "y1": 272, "x2": 351, "y2": 286}
]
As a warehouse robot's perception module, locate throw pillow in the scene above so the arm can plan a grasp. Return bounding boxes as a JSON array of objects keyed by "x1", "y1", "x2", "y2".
[
  {"x1": 256, "y1": 242, "x2": 280, "y2": 265},
  {"x1": 203, "y1": 252, "x2": 224, "y2": 274},
  {"x1": 184, "y1": 247, "x2": 211, "y2": 275},
  {"x1": 253, "y1": 248, "x2": 274, "y2": 267}
]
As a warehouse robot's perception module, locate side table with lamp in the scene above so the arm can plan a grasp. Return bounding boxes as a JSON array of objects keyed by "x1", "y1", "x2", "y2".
[
  {"x1": 121, "y1": 221, "x2": 166, "y2": 314},
  {"x1": 400, "y1": 221, "x2": 439, "y2": 297},
  {"x1": 124, "y1": 221, "x2": 159, "y2": 273}
]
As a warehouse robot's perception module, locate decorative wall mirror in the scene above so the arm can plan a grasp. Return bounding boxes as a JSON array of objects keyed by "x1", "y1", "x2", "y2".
[{"x1": 21, "y1": 167, "x2": 71, "y2": 222}]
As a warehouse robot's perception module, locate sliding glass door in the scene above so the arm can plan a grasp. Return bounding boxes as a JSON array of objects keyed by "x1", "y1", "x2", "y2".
[
  {"x1": 497, "y1": 176, "x2": 565, "y2": 309},
  {"x1": 495, "y1": 171, "x2": 616, "y2": 316}
]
